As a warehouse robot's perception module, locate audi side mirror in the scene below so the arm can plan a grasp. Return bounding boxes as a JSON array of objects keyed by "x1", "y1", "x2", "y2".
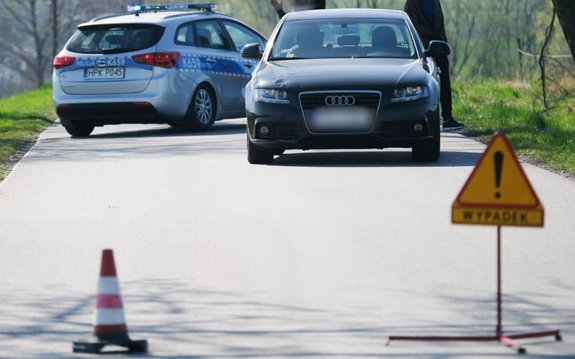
[
  {"x1": 241, "y1": 43, "x2": 263, "y2": 60},
  {"x1": 425, "y1": 41, "x2": 451, "y2": 57}
]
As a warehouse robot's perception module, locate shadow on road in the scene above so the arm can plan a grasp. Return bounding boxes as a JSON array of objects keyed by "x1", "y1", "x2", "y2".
[
  {"x1": 271, "y1": 150, "x2": 480, "y2": 168},
  {"x1": 0, "y1": 279, "x2": 572, "y2": 357},
  {"x1": 25, "y1": 122, "x2": 247, "y2": 163},
  {"x1": 35, "y1": 123, "x2": 486, "y2": 168},
  {"x1": 88, "y1": 122, "x2": 246, "y2": 139}
]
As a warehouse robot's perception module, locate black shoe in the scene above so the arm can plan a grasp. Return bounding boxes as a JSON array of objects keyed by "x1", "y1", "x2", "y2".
[{"x1": 442, "y1": 117, "x2": 464, "y2": 132}]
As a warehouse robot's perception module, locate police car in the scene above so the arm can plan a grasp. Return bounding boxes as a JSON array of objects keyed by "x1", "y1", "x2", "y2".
[{"x1": 53, "y1": 3, "x2": 266, "y2": 137}]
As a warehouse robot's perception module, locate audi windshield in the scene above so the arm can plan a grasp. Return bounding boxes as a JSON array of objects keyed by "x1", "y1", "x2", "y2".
[{"x1": 270, "y1": 18, "x2": 418, "y2": 60}]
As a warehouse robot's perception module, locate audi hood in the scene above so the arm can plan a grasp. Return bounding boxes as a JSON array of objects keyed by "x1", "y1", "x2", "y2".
[{"x1": 252, "y1": 58, "x2": 430, "y2": 91}]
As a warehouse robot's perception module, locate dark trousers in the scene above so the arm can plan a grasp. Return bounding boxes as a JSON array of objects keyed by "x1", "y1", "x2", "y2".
[{"x1": 434, "y1": 55, "x2": 452, "y2": 119}]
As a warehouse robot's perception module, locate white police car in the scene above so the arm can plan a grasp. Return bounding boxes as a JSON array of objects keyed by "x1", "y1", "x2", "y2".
[{"x1": 53, "y1": 3, "x2": 265, "y2": 137}]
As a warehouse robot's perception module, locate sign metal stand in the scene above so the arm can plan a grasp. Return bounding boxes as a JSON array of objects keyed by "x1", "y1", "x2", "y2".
[{"x1": 388, "y1": 133, "x2": 562, "y2": 354}]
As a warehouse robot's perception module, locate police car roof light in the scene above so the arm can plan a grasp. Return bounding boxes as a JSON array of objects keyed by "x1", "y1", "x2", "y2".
[{"x1": 127, "y1": 3, "x2": 216, "y2": 14}]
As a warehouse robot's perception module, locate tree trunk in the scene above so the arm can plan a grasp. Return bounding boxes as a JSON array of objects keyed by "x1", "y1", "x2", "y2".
[
  {"x1": 552, "y1": 0, "x2": 575, "y2": 62},
  {"x1": 29, "y1": 0, "x2": 47, "y2": 87},
  {"x1": 52, "y1": 0, "x2": 58, "y2": 58}
]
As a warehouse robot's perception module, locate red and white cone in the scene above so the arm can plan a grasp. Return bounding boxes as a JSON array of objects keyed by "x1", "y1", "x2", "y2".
[
  {"x1": 73, "y1": 249, "x2": 148, "y2": 353},
  {"x1": 94, "y1": 249, "x2": 129, "y2": 341}
]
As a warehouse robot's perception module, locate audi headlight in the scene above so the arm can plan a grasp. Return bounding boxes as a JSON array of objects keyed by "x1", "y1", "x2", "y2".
[
  {"x1": 255, "y1": 88, "x2": 289, "y2": 104},
  {"x1": 391, "y1": 86, "x2": 427, "y2": 103}
]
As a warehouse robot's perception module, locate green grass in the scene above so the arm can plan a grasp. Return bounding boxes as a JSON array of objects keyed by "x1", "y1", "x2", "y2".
[
  {"x1": 453, "y1": 80, "x2": 575, "y2": 176},
  {"x1": 0, "y1": 86, "x2": 55, "y2": 180}
]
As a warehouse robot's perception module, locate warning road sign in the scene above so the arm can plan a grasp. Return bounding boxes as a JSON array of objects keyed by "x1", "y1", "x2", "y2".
[{"x1": 452, "y1": 133, "x2": 544, "y2": 227}]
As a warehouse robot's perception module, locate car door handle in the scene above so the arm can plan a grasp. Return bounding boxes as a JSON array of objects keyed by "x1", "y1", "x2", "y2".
[
  {"x1": 206, "y1": 58, "x2": 216, "y2": 65},
  {"x1": 244, "y1": 62, "x2": 253, "y2": 68}
]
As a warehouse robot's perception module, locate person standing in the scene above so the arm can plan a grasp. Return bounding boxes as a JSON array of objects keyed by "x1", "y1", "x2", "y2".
[
  {"x1": 404, "y1": 0, "x2": 464, "y2": 131},
  {"x1": 270, "y1": 0, "x2": 326, "y2": 19}
]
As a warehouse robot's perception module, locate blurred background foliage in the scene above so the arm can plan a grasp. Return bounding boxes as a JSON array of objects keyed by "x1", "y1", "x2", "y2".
[{"x1": 0, "y1": 0, "x2": 572, "y2": 98}]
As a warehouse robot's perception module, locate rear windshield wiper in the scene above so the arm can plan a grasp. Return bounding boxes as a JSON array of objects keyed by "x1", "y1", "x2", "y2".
[{"x1": 101, "y1": 48, "x2": 131, "y2": 54}]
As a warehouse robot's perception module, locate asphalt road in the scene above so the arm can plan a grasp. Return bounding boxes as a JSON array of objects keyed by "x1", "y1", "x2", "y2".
[{"x1": 0, "y1": 120, "x2": 574, "y2": 358}]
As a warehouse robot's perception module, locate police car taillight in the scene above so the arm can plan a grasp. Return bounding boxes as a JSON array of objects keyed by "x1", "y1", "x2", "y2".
[
  {"x1": 132, "y1": 52, "x2": 180, "y2": 69},
  {"x1": 53, "y1": 56, "x2": 75, "y2": 69}
]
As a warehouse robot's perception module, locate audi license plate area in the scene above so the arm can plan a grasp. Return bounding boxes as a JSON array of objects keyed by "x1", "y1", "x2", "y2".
[
  {"x1": 84, "y1": 67, "x2": 125, "y2": 80},
  {"x1": 308, "y1": 106, "x2": 375, "y2": 133}
]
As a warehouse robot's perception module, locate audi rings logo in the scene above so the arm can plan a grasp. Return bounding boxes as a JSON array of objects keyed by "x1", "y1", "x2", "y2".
[{"x1": 325, "y1": 95, "x2": 356, "y2": 106}]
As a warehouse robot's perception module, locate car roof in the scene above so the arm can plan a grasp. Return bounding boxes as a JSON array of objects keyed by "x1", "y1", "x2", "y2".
[
  {"x1": 284, "y1": 8, "x2": 408, "y2": 21},
  {"x1": 79, "y1": 10, "x2": 232, "y2": 27}
]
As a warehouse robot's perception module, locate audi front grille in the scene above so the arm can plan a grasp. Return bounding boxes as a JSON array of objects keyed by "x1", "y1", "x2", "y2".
[
  {"x1": 299, "y1": 91, "x2": 382, "y2": 134},
  {"x1": 300, "y1": 92, "x2": 381, "y2": 110}
]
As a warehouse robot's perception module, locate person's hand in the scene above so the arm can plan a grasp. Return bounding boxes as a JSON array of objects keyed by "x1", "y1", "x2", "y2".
[{"x1": 271, "y1": 0, "x2": 283, "y2": 12}]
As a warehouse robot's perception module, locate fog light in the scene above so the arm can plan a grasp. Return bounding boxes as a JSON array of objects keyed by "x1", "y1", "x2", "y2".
[
  {"x1": 258, "y1": 125, "x2": 271, "y2": 137},
  {"x1": 413, "y1": 123, "x2": 424, "y2": 132}
]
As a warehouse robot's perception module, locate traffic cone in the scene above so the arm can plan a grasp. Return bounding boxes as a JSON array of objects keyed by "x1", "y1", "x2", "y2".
[{"x1": 73, "y1": 249, "x2": 148, "y2": 353}]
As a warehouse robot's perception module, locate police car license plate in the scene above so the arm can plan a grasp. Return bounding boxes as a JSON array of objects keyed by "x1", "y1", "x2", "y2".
[{"x1": 84, "y1": 67, "x2": 125, "y2": 80}]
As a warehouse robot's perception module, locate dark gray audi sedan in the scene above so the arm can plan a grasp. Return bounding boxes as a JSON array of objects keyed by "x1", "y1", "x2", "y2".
[{"x1": 242, "y1": 9, "x2": 450, "y2": 164}]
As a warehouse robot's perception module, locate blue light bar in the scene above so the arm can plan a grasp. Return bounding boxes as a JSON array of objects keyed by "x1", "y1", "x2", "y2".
[{"x1": 127, "y1": 3, "x2": 216, "y2": 14}]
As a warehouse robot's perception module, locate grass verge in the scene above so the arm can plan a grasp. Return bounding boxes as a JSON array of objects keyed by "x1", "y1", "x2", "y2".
[
  {"x1": 0, "y1": 86, "x2": 55, "y2": 181},
  {"x1": 453, "y1": 80, "x2": 575, "y2": 177}
]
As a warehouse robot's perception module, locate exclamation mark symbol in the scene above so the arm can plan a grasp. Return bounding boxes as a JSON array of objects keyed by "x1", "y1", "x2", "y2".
[{"x1": 494, "y1": 151, "x2": 504, "y2": 199}]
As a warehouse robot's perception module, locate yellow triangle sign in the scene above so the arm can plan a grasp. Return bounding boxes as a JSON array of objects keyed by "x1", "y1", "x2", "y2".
[{"x1": 452, "y1": 133, "x2": 544, "y2": 227}]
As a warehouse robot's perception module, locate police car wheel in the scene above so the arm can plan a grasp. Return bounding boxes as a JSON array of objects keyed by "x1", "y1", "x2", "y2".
[
  {"x1": 188, "y1": 84, "x2": 215, "y2": 130},
  {"x1": 61, "y1": 119, "x2": 95, "y2": 138}
]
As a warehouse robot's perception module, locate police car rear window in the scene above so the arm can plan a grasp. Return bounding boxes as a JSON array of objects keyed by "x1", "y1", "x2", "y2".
[{"x1": 67, "y1": 25, "x2": 165, "y2": 54}]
